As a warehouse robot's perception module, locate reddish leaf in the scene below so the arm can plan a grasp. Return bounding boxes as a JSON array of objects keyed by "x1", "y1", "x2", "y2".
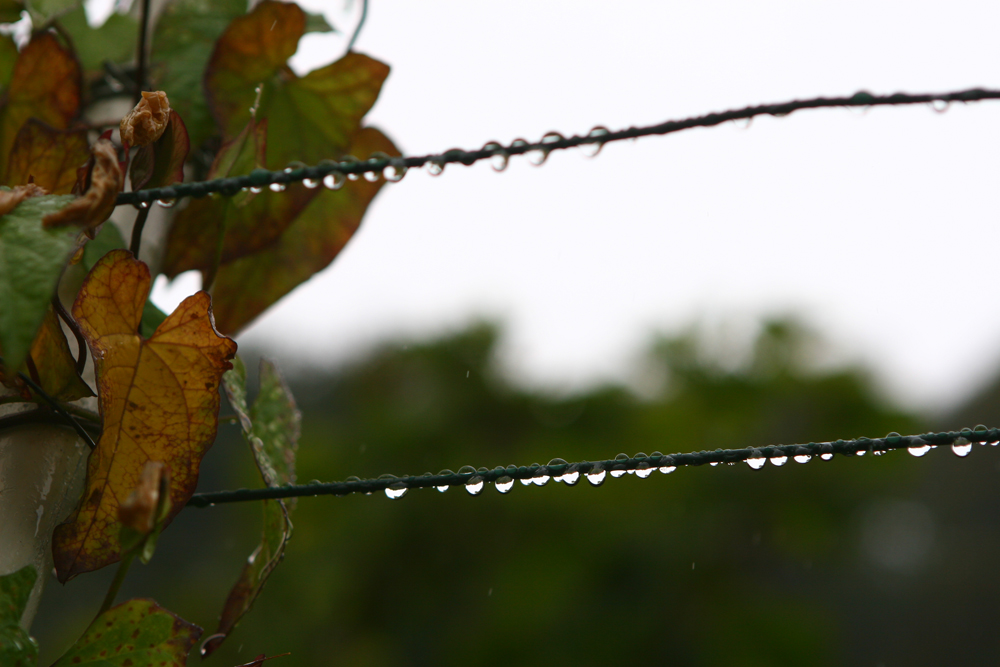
[
  {"x1": 53, "y1": 249, "x2": 237, "y2": 581},
  {"x1": 0, "y1": 33, "x2": 81, "y2": 182},
  {"x1": 129, "y1": 110, "x2": 190, "y2": 191},
  {"x1": 161, "y1": 117, "x2": 312, "y2": 278},
  {"x1": 211, "y1": 127, "x2": 398, "y2": 333},
  {"x1": 6, "y1": 119, "x2": 90, "y2": 194}
]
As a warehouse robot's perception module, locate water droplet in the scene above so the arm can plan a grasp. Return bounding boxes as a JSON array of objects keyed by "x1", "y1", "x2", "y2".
[
  {"x1": 134, "y1": 200, "x2": 150, "y2": 209},
  {"x1": 303, "y1": 177, "x2": 319, "y2": 188},
  {"x1": 425, "y1": 158, "x2": 445, "y2": 176},
  {"x1": 458, "y1": 465, "x2": 476, "y2": 475},
  {"x1": 362, "y1": 170, "x2": 378, "y2": 182},
  {"x1": 465, "y1": 476, "x2": 484, "y2": 495},
  {"x1": 385, "y1": 483, "x2": 407, "y2": 499},
  {"x1": 384, "y1": 159, "x2": 407, "y2": 182},
  {"x1": 532, "y1": 473, "x2": 550, "y2": 486},
  {"x1": 770, "y1": 455, "x2": 788, "y2": 467},
  {"x1": 610, "y1": 469, "x2": 627, "y2": 478},
  {"x1": 548, "y1": 457, "x2": 568, "y2": 467},
  {"x1": 615, "y1": 453, "x2": 629, "y2": 462},
  {"x1": 794, "y1": 454, "x2": 811, "y2": 464},
  {"x1": 709, "y1": 462, "x2": 719, "y2": 467},
  {"x1": 339, "y1": 156, "x2": 360, "y2": 180},
  {"x1": 908, "y1": 444, "x2": 931, "y2": 457},
  {"x1": 746, "y1": 456, "x2": 766, "y2": 470},
  {"x1": 436, "y1": 485, "x2": 449, "y2": 492},
  {"x1": 820, "y1": 453, "x2": 834, "y2": 461},
  {"x1": 494, "y1": 476, "x2": 514, "y2": 493},
  {"x1": 268, "y1": 182, "x2": 286, "y2": 192},
  {"x1": 635, "y1": 465, "x2": 654, "y2": 478},
  {"x1": 323, "y1": 171, "x2": 345, "y2": 190},
  {"x1": 856, "y1": 448, "x2": 866, "y2": 456},
  {"x1": 952, "y1": 439, "x2": 972, "y2": 457},
  {"x1": 735, "y1": 117, "x2": 753, "y2": 130},
  {"x1": 526, "y1": 131, "x2": 563, "y2": 166},
  {"x1": 482, "y1": 141, "x2": 508, "y2": 172},
  {"x1": 931, "y1": 99, "x2": 950, "y2": 113},
  {"x1": 659, "y1": 465, "x2": 676, "y2": 474},
  {"x1": 581, "y1": 126, "x2": 609, "y2": 157},
  {"x1": 435, "y1": 469, "x2": 453, "y2": 492},
  {"x1": 249, "y1": 185, "x2": 263, "y2": 194},
  {"x1": 560, "y1": 471, "x2": 580, "y2": 485},
  {"x1": 155, "y1": 198, "x2": 176, "y2": 208},
  {"x1": 586, "y1": 468, "x2": 606, "y2": 486}
]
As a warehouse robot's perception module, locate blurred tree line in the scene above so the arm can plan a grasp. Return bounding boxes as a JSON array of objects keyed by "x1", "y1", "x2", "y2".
[{"x1": 33, "y1": 319, "x2": 1000, "y2": 665}]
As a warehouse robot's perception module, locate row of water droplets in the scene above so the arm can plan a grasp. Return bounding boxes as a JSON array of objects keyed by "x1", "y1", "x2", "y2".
[
  {"x1": 378, "y1": 453, "x2": 676, "y2": 500},
  {"x1": 128, "y1": 128, "x2": 614, "y2": 210},
  {"x1": 375, "y1": 425, "x2": 997, "y2": 499}
]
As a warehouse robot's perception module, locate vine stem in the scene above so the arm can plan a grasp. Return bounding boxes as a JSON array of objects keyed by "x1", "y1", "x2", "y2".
[
  {"x1": 347, "y1": 0, "x2": 367, "y2": 51},
  {"x1": 129, "y1": 206, "x2": 149, "y2": 258},
  {"x1": 96, "y1": 552, "x2": 135, "y2": 618},
  {"x1": 52, "y1": 293, "x2": 88, "y2": 376},
  {"x1": 134, "y1": 0, "x2": 151, "y2": 103}
]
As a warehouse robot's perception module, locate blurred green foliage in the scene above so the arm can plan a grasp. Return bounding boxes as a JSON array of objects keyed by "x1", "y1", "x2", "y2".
[{"x1": 38, "y1": 319, "x2": 943, "y2": 665}]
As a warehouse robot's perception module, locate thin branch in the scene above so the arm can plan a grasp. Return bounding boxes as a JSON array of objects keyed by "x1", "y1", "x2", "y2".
[
  {"x1": 53, "y1": 293, "x2": 88, "y2": 376},
  {"x1": 134, "y1": 0, "x2": 152, "y2": 103},
  {"x1": 347, "y1": 0, "x2": 367, "y2": 51},
  {"x1": 187, "y1": 427, "x2": 995, "y2": 507},
  {"x1": 0, "y1": 407, "x2": 102, "y2": 437},
  {"x1": 0, "y1": 355, "x2": 99, "y2": 450},
  {"x1": 129, "y1": 206, "x2": 150, "y2": 258},
  {"x1": 116, "y1": 87, "x2": 1000, "y2": 207}
]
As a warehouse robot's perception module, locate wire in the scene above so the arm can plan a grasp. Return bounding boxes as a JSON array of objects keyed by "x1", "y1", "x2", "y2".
[
  {"x1": 115, "y1": 87, "x2": 1000, "y2": 207},
  {"x1": 186, "y1": 427, "x2": 995, "y2": 506}
]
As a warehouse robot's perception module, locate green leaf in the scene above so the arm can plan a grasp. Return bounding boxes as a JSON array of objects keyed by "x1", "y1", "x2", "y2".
[
  {"x1": 28, "y1": 0, "x2": 75, "y2": 20},
  {"x1": 210, "y1": 126, "x2": 397, "y2": 333},
  {"x1": 51, "y1": 598, "x2": 201, "y2": 667},
  {"x1": 304, "y1": 9, "x2": 334, "y2": 33},
  {"x1": 82, "y1": 223, "x2": 168, "y2": 339},
  {"x1": 0, "y1": 192, "x2": 78, "y2": 370},
  {"x1": 0, "y1": 0, "x2": 24, "y2": 24},
  {"x1": 0, "y1": 34, "x2": 17, "y2": 93},
  {"x1": 0, "y1": 564, "x2": 36, "y2": 626},
  {"x1": 0, "y1": 565, "x2": 39, "y2": 667},
  {"x1": 149, "y1": 0, "x2": 246, "y2": 149},
  {"x1": 204, "y1": 357, "x2": 299, "y2": 656},
  {"x1": 205, "y1": 0, "x2": 389, "y2": 169},
  {"x1": 58, "y1": 5, "x2": 137, "y2": 74}
]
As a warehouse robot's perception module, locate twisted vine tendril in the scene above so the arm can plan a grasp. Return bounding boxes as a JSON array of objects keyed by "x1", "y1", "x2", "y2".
[
  {"x1": 187, "y1": 427, "x2": 996, "y2": 506},
  {"x1": 116, "y1": 87, "x2": 1000, "y2": 208}
]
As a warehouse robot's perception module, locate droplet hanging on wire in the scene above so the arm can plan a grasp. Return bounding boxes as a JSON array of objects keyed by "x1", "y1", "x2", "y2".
[
  {"x1": 341, "y1": 155, "x2": 361, "y2": 180},
  {"x1": 385, "y1": 483, "x2": 407, "y2": 499},
  {"x1": 580, "y1": 126, "x2": 609, "y2": 157},
  {"x1": 952, "y1": 438, "x2": 972, "y2": 457},
  {"x1": 323, "y1": 171, "x2": 345, "y2": 190},
  {"x1": 496, "y1": 476, "x2": 514, "y2": 493},
  {"x1": 465, "y1": 476, "x2": 484, "y2": 495},
  {"x1": 586, "y1": 466, "x2": 606, "y2": 486},
  {"x1": 483, "y1": 141, "x2": 508, "y2": 172},
  {"x1": 384, "y1": 157, "x2": 408, "y2": 182}
]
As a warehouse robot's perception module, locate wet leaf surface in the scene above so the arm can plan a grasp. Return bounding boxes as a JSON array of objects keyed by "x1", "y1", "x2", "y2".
[
  {"x1": 201, "y1": 357, "x2": 300, "y2": 656},
  {"x1": 0, "y1": 33, "x2": 81, "y2": 183},
  {"x1": 0, "y1": 565, "x2": 38, "y2": 667},
  {"x1": 53, "y1": 249, "x2": 236, "y2": 581},
  {"x1": 6, "y1": 120, "x2": 90, "y2": 194},
  {"x1": 50, "y1": 598, "x2": 201, "y2": 667},
  {"x1": 211, "y1": 127, "x2": 397, "y2": 333},
  {"x1": 0, "y1": 191, "x2": 78, "y2": 370}
]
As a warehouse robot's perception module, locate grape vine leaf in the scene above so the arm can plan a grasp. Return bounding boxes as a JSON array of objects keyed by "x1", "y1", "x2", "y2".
[
  {"x1": 58, "y1": 5, "x2": 138, "y2": 75},
  {"x1": 0, "y1": 33, "x2": 81, "y2": 183},
  {"x1": 6, "y1": 119, "x2": 90, "y2": 193},
  {"x1": 25, "y1": 306, "x2": 93, "y2": 401},
  {"x1": 52, "y1": 249, "x2": 237, "y2": 581},
  {"x1": 149, "y1": 0, "x2": 246, "y2": 150},
  {"x1": 211, "y1": 126, "x2": 398, "y2": 333},
  {"x1": 201, "y1": 356, "x2": 300, "y2": 656},
  {"x1": 0, "y1": 565, "x2": 38, "y2": 667},
  {"x1": 81, "y1": 223, "x2": 168, "y2": 339},
  {"x1": 0, "y1": 191, "x2": 78, "y2": 371},
  {"x1": 160, "y1": 116, "x2": 313, "y2": 279},
  {"x1": 205, "y1": 0, "x2": 389, "y2": 169},
  {"x1": 50, "y1": 598, "x2": 201, "y2": 667}
]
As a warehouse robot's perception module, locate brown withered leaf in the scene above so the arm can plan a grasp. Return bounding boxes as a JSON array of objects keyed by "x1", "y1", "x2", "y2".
[
  {"x1": 6, "y1": 120, "x2": 90, "y2": 194},
  {"x1": 52, "y1": 249, "x2": 236, "y2": 581},
  {"x1": 0, "y1": 33, "x2": 80, "y2": 183},
  {"x1": 118, "y1": 461, "x2": 168, "y2": 536},
  {"x1": 120, "y1": 90, "x2": 171, "y2": 148},
  {"x1": 129, "y1": 110, "x2": 190, "y2": 192},
  {"x1": 211, "y1": 127, "x2": 398, "y2": 333},
  {"x1": 0, "y1": 183, "x2": 47, "y2": 216},
  {"x1": 42, "y1": 139, "x2": 122, "y2": 234}
]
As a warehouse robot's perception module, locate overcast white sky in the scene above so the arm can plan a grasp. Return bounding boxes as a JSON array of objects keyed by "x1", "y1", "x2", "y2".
[{"x1": 150, "y1": 0, "x2": 1000, "y2": 413}]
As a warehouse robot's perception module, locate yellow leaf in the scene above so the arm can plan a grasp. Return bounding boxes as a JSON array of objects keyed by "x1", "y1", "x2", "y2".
[{"x1": 53, "y1": 249, "x2": 236, "y2": 582}]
